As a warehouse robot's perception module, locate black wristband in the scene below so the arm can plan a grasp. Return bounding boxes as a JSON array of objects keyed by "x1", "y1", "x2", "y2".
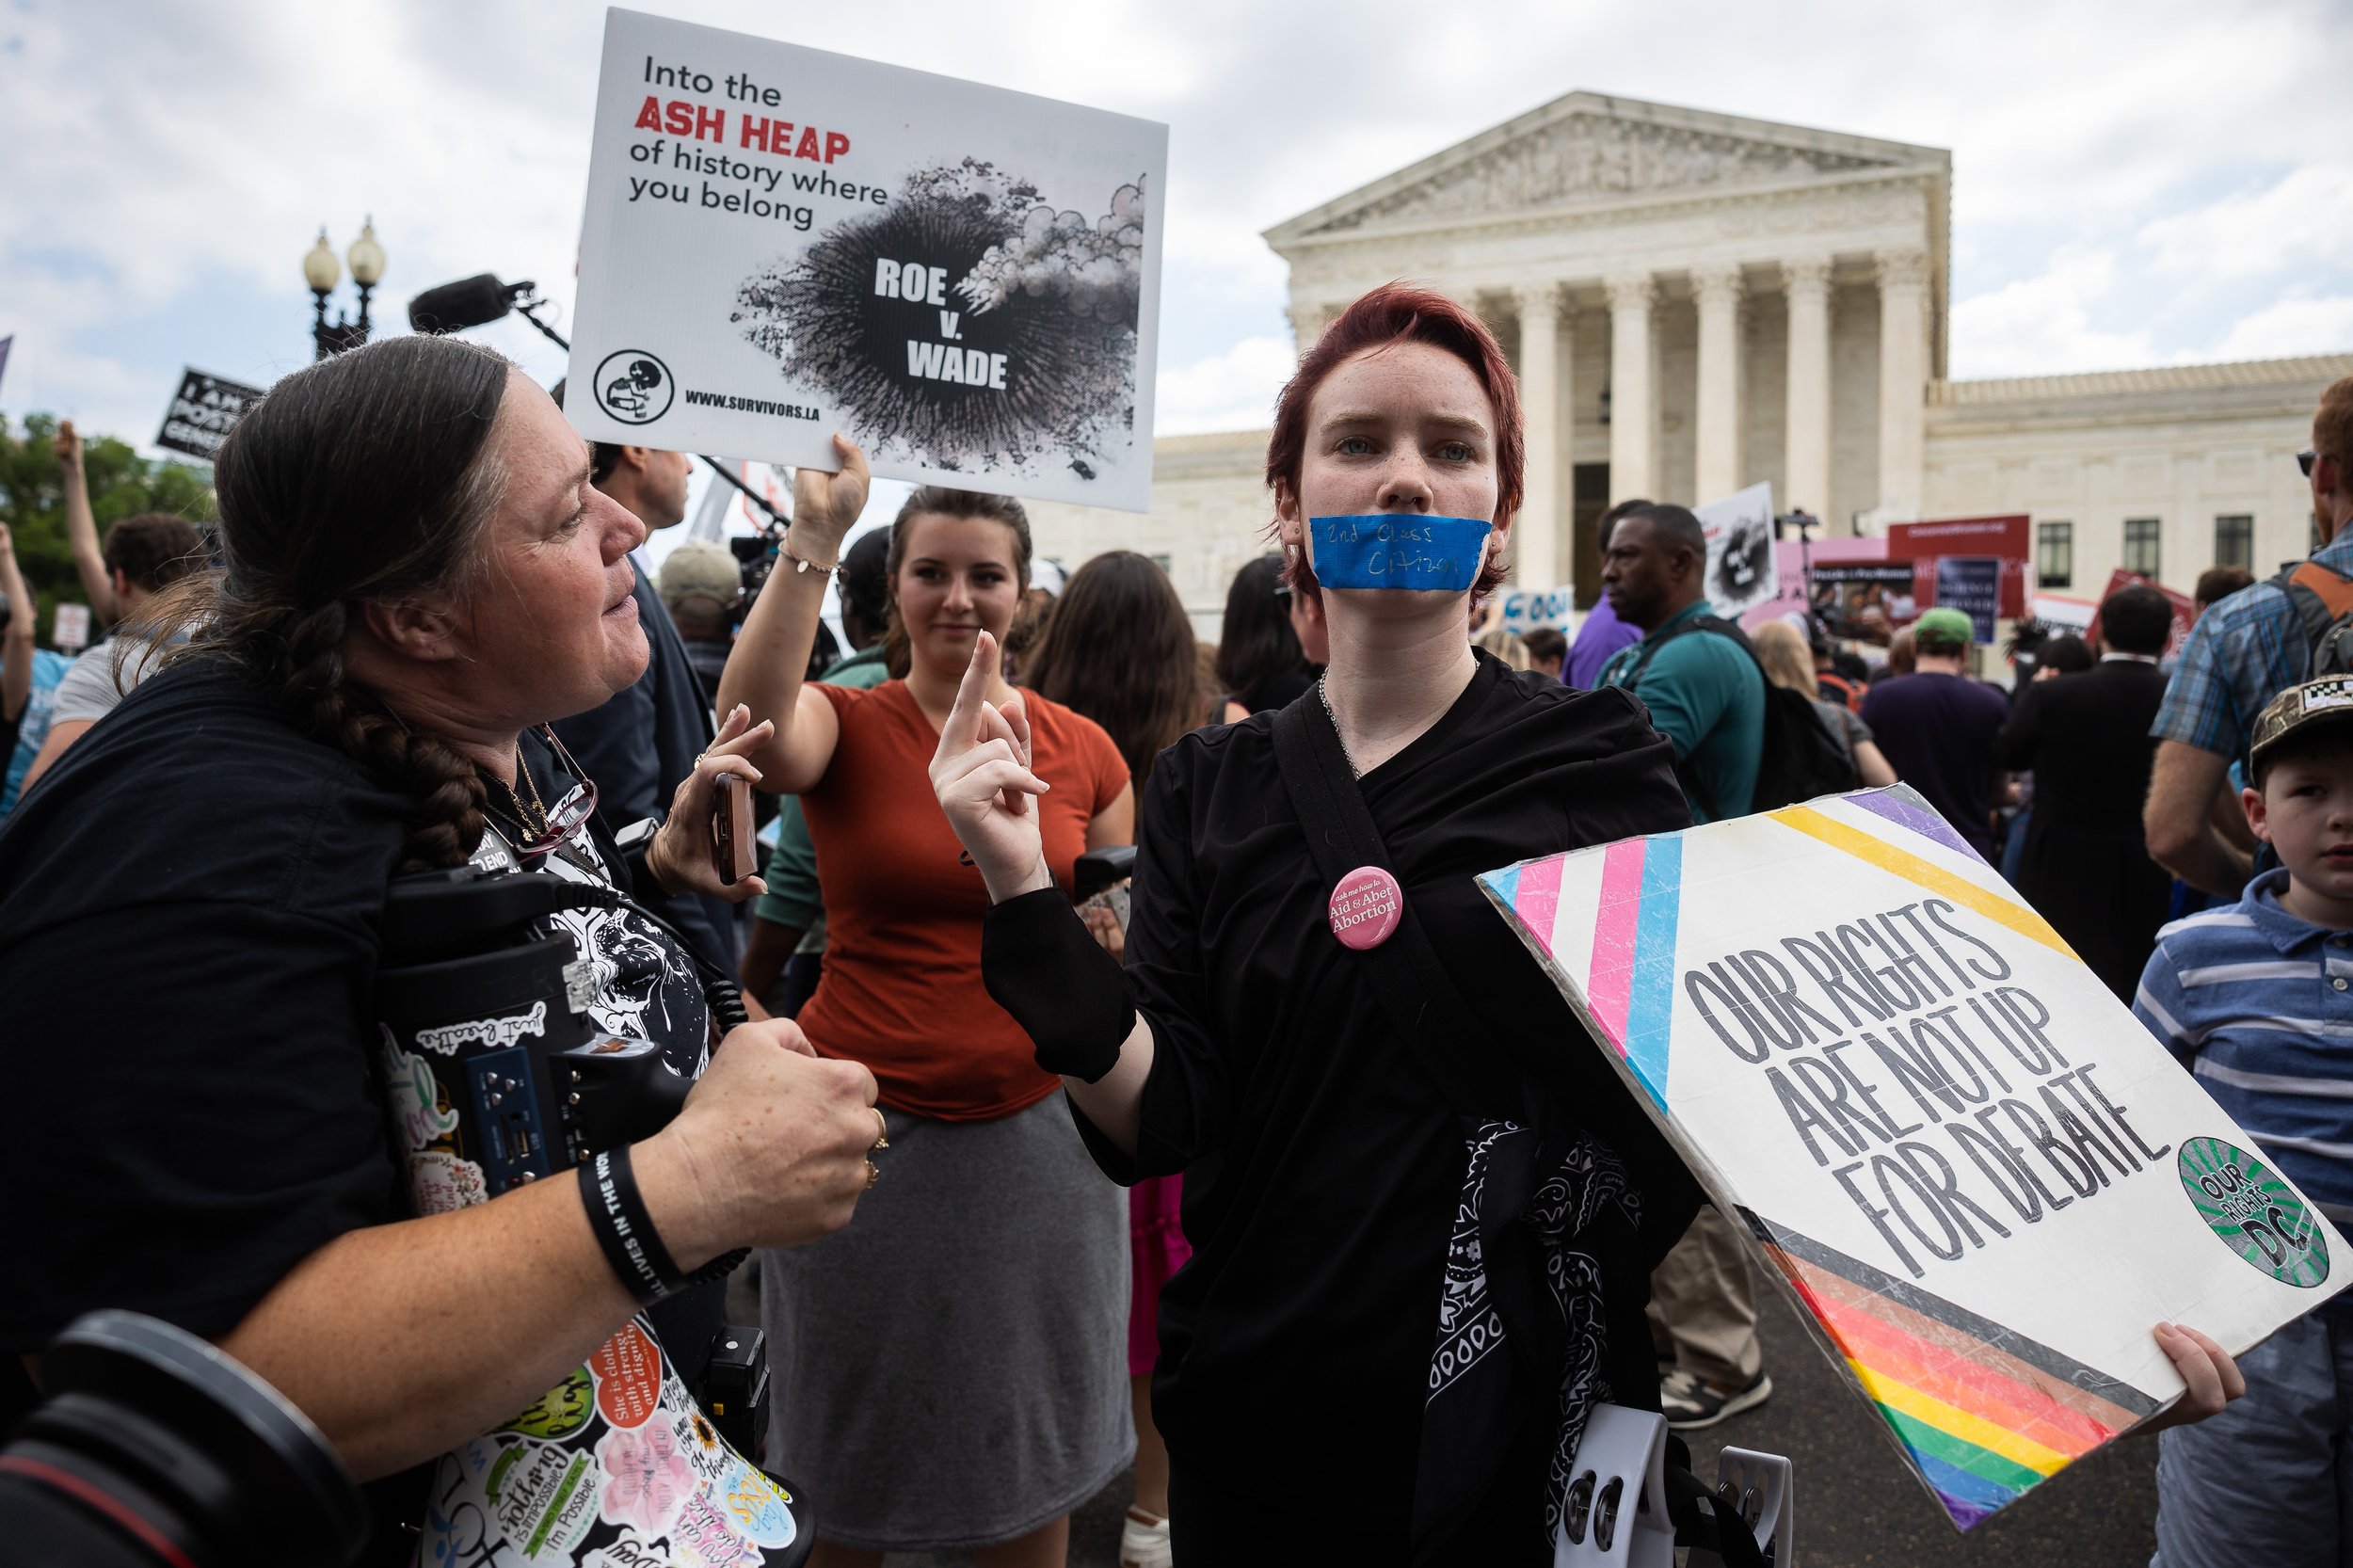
[
  {"x1": 581, "y1": 1144, "x2": 685, "y2": 1306},
  {"x1": 982, "y1": 888, "x2": 1136, "y2": 1083}
]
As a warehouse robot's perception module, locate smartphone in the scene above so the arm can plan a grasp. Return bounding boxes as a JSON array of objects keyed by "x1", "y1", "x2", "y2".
[{"x1": 711, "y1": 773, "x2": 757, "y2": 886}]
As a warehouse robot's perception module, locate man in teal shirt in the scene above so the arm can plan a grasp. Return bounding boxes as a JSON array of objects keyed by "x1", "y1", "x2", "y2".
[
  {"x1": 1593, "y1": 502, "x2": 1775, "y2": 1429},
  {"x1": 1595, "y1": 504, "x2": 1765, "y2": 824}
]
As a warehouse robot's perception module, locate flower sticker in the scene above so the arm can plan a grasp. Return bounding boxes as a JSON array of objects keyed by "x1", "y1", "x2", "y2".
[{"x1": 595, "y1": 1420, "x2": 694, "y2": 1537}]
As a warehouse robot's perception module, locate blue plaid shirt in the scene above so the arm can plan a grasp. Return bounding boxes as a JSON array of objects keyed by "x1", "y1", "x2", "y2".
[{"x1": 2153, "y1": 527, "x2": 2353, "y2": 762}]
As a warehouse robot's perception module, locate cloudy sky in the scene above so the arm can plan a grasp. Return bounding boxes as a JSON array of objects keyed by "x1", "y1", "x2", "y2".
[{"x1": 4, "y1": 0, "x2": 2348, "y2": 463}]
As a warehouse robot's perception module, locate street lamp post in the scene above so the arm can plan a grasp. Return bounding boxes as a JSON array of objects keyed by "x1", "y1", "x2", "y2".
[{"x1": 306, "y1": 219, "x2": 388, "y2": 360}]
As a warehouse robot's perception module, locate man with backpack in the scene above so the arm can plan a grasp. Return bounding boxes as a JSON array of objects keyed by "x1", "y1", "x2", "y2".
[
  {"x1": 1596, "y1": 504, "x2": 1768, "y2": 825},
  {"x1": 1597, "y1": 503, "x2": 1857, "y2": 825},
  {"x1": 2148, "y1": 376, "x2": 2353, "y2": 898}
]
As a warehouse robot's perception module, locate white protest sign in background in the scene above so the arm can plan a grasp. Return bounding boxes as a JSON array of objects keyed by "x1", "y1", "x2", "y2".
[
  {"x1": 1497, "y1": 584, "x2": 1574, "y2": 633},
  {"x1": 51, "y1": 602, "x2": 90, "y2": 653},
  {"x1": 1694, "y1": 480, "x2": 1776, "y2": 620},
  {"x1": 568, "y1": 8, "x2": 1168, "y2": 512},
  {"x1": 1481, "y1": 787, "x2": 2348, "y2": 1530}
]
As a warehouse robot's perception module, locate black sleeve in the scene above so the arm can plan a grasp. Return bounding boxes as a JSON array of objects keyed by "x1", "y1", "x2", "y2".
[
  {"x1": 1992, "y1": 680, "x2": 2042, "y2": 771},
  {"x1": 1074, "y1": 745, "x2": 1232, "y2": 1183},
  {"x1": 0, "y1": 901, "x2": 396, "y2": 1350}
]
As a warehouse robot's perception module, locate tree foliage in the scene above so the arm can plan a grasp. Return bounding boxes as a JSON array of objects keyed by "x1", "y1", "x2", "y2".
[{"x1": 0, "y1": 413, "x2": 216, "y2": 643}]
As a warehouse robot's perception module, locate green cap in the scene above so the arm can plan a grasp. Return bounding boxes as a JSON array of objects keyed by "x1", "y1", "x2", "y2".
[
  {"x1": 2250, "y1": 676, "x2": 2353, "y2": 776},
  {"x1": 1914, "y1": 606, "x2": 1977, "y2": 646}
]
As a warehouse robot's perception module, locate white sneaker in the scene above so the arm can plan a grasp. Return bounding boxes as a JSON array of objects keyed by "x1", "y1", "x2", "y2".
[{"x1": 1119, "y1": 1505, "x2": 1173, "y2": 1568}]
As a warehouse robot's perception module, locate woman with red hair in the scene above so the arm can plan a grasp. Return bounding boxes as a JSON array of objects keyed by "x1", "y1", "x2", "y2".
[{"x1": 931, "y1": 284, "x2": 1698, "y2": 1560}]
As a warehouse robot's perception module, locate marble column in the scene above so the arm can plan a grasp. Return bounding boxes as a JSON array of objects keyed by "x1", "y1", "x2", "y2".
[
  {"x1": 1693, "y1": 264, "x2": 1744, "y2": 504},
  {"x1": 1876, "y1": 249, "x2": 1930, "y2": 519},
  {"x1": 1514, "y1": 283, "x2": 1564, "y2": 588},
  {"x1": 1782, "y1": 257, "x2": 1833, "y2": 520},
  {"x1": 1286, "y1": 303, "x2": 1319, "y2": 358},
  {"x1": 1606, "y1": 272, "x2": 1657, "y2": 505}
]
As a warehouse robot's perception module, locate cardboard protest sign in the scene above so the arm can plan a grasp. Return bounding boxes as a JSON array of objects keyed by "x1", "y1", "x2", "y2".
[
  {"x1": 568, "y1": 9, "x2": 1168, "y2": 511},
  {"x1": 154, "y1": 368, "x2": 265, "y2": 461},
  {"x1": 1479, "y1": 788, "x2": 2349, "y2": 1529},
  {"x1": 1695, "y1": 482, "x2": 1776, "y2": 620}
]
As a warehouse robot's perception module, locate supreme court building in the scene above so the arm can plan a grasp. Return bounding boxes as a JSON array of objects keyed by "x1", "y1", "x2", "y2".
[{"x1": 1027, "y1": 92, "x2": 2350, "y2": 633}]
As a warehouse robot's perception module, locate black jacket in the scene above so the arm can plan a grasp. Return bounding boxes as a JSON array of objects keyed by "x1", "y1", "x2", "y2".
[{"x1": 1993, "y1": 658, "x2": 2172, "y2": 1000}]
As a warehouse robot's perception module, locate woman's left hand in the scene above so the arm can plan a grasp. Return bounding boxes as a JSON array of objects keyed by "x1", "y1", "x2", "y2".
[
  {"x1": 648, "y1": 703, "x2": 774, "y2": 903},
  {"x1": 2135, "y1": 1321, "x2": 2247, "y2": 1434}
]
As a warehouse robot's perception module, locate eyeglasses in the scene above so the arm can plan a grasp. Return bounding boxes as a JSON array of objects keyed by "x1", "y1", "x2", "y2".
[
  {"x1": 509, "y1": 727, "x2": 600, "y2": 859},
  {"x1": 2300, "y1": 449, "x2": 2319, "y2": 478}
]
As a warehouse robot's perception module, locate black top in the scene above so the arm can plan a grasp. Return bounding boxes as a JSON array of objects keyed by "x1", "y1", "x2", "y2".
[
  {"x1": 1089, "y1": 655, "x2": 1699, "y2": 1556},
  {"x1": 1236, "y1": 665, "x2": 1313, "y2": 714},
  {"x1": 0, "y1": 661, "x2": 721, "y2": 1476},
  {"x1": 552, "y1": 555, "x2": 731, "y2": 970},
  {"x1": 1993, "y1": 659, "x2": 2174, "y2": 999},
  {"x1": 1859, "y1": 671, "x2": 2012, "y2": 856}
]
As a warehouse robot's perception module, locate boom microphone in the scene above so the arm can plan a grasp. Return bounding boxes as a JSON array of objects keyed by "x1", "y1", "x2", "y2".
[{"x1": 408, "y1": 273, "x2": 525, "y2": 334}]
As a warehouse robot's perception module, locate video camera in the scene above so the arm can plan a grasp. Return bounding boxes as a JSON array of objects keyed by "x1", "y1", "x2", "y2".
[{"x1": 0, "y1": 1311, "x2": 368, "y2": 1568}]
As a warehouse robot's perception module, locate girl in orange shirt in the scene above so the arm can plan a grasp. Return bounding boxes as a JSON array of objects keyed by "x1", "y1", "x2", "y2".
[{"x1": 719, "y1": 460, "x2": 1134, "y2": 1568}]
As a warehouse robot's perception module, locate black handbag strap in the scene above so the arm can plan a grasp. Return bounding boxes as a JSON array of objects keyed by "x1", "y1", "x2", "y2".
[{"x1": 1270, "y1": 693, "x2": 1519, "y2": 1117}]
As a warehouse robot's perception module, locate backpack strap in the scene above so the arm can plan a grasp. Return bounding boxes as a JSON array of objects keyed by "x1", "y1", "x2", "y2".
[
  {"x1": 2277, "y1": 559, "x2": 2353, "y2": 657},
  {"x1": 1269, "y1": 695, "x2": 1521, "y2": 1116}
]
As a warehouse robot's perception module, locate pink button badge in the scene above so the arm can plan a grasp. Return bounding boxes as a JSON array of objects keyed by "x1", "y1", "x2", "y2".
[{"x1": 1328, "y1": 865, "x2": 1403, "y2": 951}]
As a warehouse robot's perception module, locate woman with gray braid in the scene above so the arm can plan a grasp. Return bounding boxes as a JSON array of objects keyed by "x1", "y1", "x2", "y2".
[{"x1": 0, "y1": 335, "x2": 882, "y2": 1563}]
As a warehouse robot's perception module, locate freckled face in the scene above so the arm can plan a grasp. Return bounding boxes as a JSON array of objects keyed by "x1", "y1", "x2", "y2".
[{"x1": 1276, "y1": 341, "x2": 1503, "y2": 607}]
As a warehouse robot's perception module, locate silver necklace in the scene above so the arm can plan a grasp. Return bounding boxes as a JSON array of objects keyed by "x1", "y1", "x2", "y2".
[{"x1": 1317, "y1": 676, "x2": 1363, "y2": 778}]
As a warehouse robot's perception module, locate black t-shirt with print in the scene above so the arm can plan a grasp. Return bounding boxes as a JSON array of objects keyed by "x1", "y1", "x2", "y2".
[{"x1": 0, "y1": 659, "x2": 721, "y2": 1445}]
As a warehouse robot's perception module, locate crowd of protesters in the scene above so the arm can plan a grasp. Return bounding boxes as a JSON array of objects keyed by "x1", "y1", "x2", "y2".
[{"x1": 5, "y1": 296, "x2": 2346, "y2": 1568}]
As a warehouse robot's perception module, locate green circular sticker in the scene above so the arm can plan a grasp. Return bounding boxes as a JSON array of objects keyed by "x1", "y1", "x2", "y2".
[{"x1": 2179, "y1": 1136, "x2": 2330, "y2": 1288}]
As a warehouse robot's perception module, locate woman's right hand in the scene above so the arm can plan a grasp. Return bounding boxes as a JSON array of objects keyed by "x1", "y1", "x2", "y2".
[
  {"x1": 640, "y1": 1017, "x2": 879, "y2": 1255},
  {"x1": 931, "y1": 629, "x2": 1056, "y2": 903},
  {"x1": 787, "y1": 432, "x2": 872, "y2": 565}
]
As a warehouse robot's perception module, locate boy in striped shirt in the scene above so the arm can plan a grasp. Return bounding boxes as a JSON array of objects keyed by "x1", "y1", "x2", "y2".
[{"x1": 2135, "y1": 674, "x2": 2353, "y2": 1568}]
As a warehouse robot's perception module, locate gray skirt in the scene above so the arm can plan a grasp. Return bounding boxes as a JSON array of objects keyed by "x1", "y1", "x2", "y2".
[{"x1": 759, "y1": 1094, "x2": 1133, "y2": 1552}]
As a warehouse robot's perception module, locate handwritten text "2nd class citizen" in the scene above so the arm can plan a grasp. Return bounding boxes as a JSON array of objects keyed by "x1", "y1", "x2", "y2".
[{"x1": 1315, "y1": 517, "x2": 1466, "y2": 581}]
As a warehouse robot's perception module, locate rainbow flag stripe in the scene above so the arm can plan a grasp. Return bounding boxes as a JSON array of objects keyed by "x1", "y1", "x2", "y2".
[{"x1": 1749, "y1": 1218, "x2": 2157, "y2": 1528}]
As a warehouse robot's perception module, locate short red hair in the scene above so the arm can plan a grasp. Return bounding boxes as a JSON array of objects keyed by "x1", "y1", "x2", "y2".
[{"x1": 1266, "y1": 281, "x2": 1523, "y2": 602}]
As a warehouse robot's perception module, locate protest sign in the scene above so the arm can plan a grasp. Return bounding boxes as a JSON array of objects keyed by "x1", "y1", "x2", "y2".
[
  {"x1": 52, "y1": 602, "x2": 89, "y2": 653},
  {"x1": 568, "y1": 9, "x2": 1169, "y2": 512},
  {"x1": 2086, "y1": 568, "x2": 2197, "y2": 658},
  {"x1": 1808, "y1": 561, "x2": 1917, "y2": 641},
  {"x1": 1694, "y1": 481, "x2": 1776, "y2": 620},
  {"x1": 1479, "y1": 788, "x2": 2349, "y2": 1529},
  {"x1": 1933, "y1": 556, "x2": 2002, "y2": 643},
  {"x1": 154, "y1": 369, "x2": 266, "y2": 462},
  {"x1": 1890, "y1": 516, "x2": 2030, "y2": 620},
  {"x1": 1497, "y1": 584, "x2": 1574, "y2": 633},
  {"x1": 2030, "y1": 593, "x2": 2097, "y2": 638}
]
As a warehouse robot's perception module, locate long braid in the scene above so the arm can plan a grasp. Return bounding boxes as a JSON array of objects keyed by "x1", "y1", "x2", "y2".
[
  {"x1": 276, "y1": 600, "x2": 488, "y2": 871},
  {"x1": 172, "y1": 334, "x2": 516, "y2": 872}
]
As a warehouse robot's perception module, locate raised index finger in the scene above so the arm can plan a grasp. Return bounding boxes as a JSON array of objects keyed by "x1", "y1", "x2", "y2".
[{"x1": 937, "y1": 628, "x2": 1000, "y2": 756}]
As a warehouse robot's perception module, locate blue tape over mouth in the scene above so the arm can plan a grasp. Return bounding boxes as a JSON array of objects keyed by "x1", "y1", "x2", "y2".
[{"x1": 1308, "y1": 514, "x2": 1492, "y2": 591}]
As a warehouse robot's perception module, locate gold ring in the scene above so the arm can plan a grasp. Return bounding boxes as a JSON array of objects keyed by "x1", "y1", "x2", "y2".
[
  {"x1": 871, "y1": 1109, "x2": 890, "y2": 1151},
  {"x1": 864, "y1": 1159, "x2": 880, "y2": 1189}
]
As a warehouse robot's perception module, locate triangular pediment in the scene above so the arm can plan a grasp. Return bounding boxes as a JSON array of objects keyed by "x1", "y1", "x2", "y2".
[{"x1": 1266, "y1": 92, "x2": 1947, "y2": 246}]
